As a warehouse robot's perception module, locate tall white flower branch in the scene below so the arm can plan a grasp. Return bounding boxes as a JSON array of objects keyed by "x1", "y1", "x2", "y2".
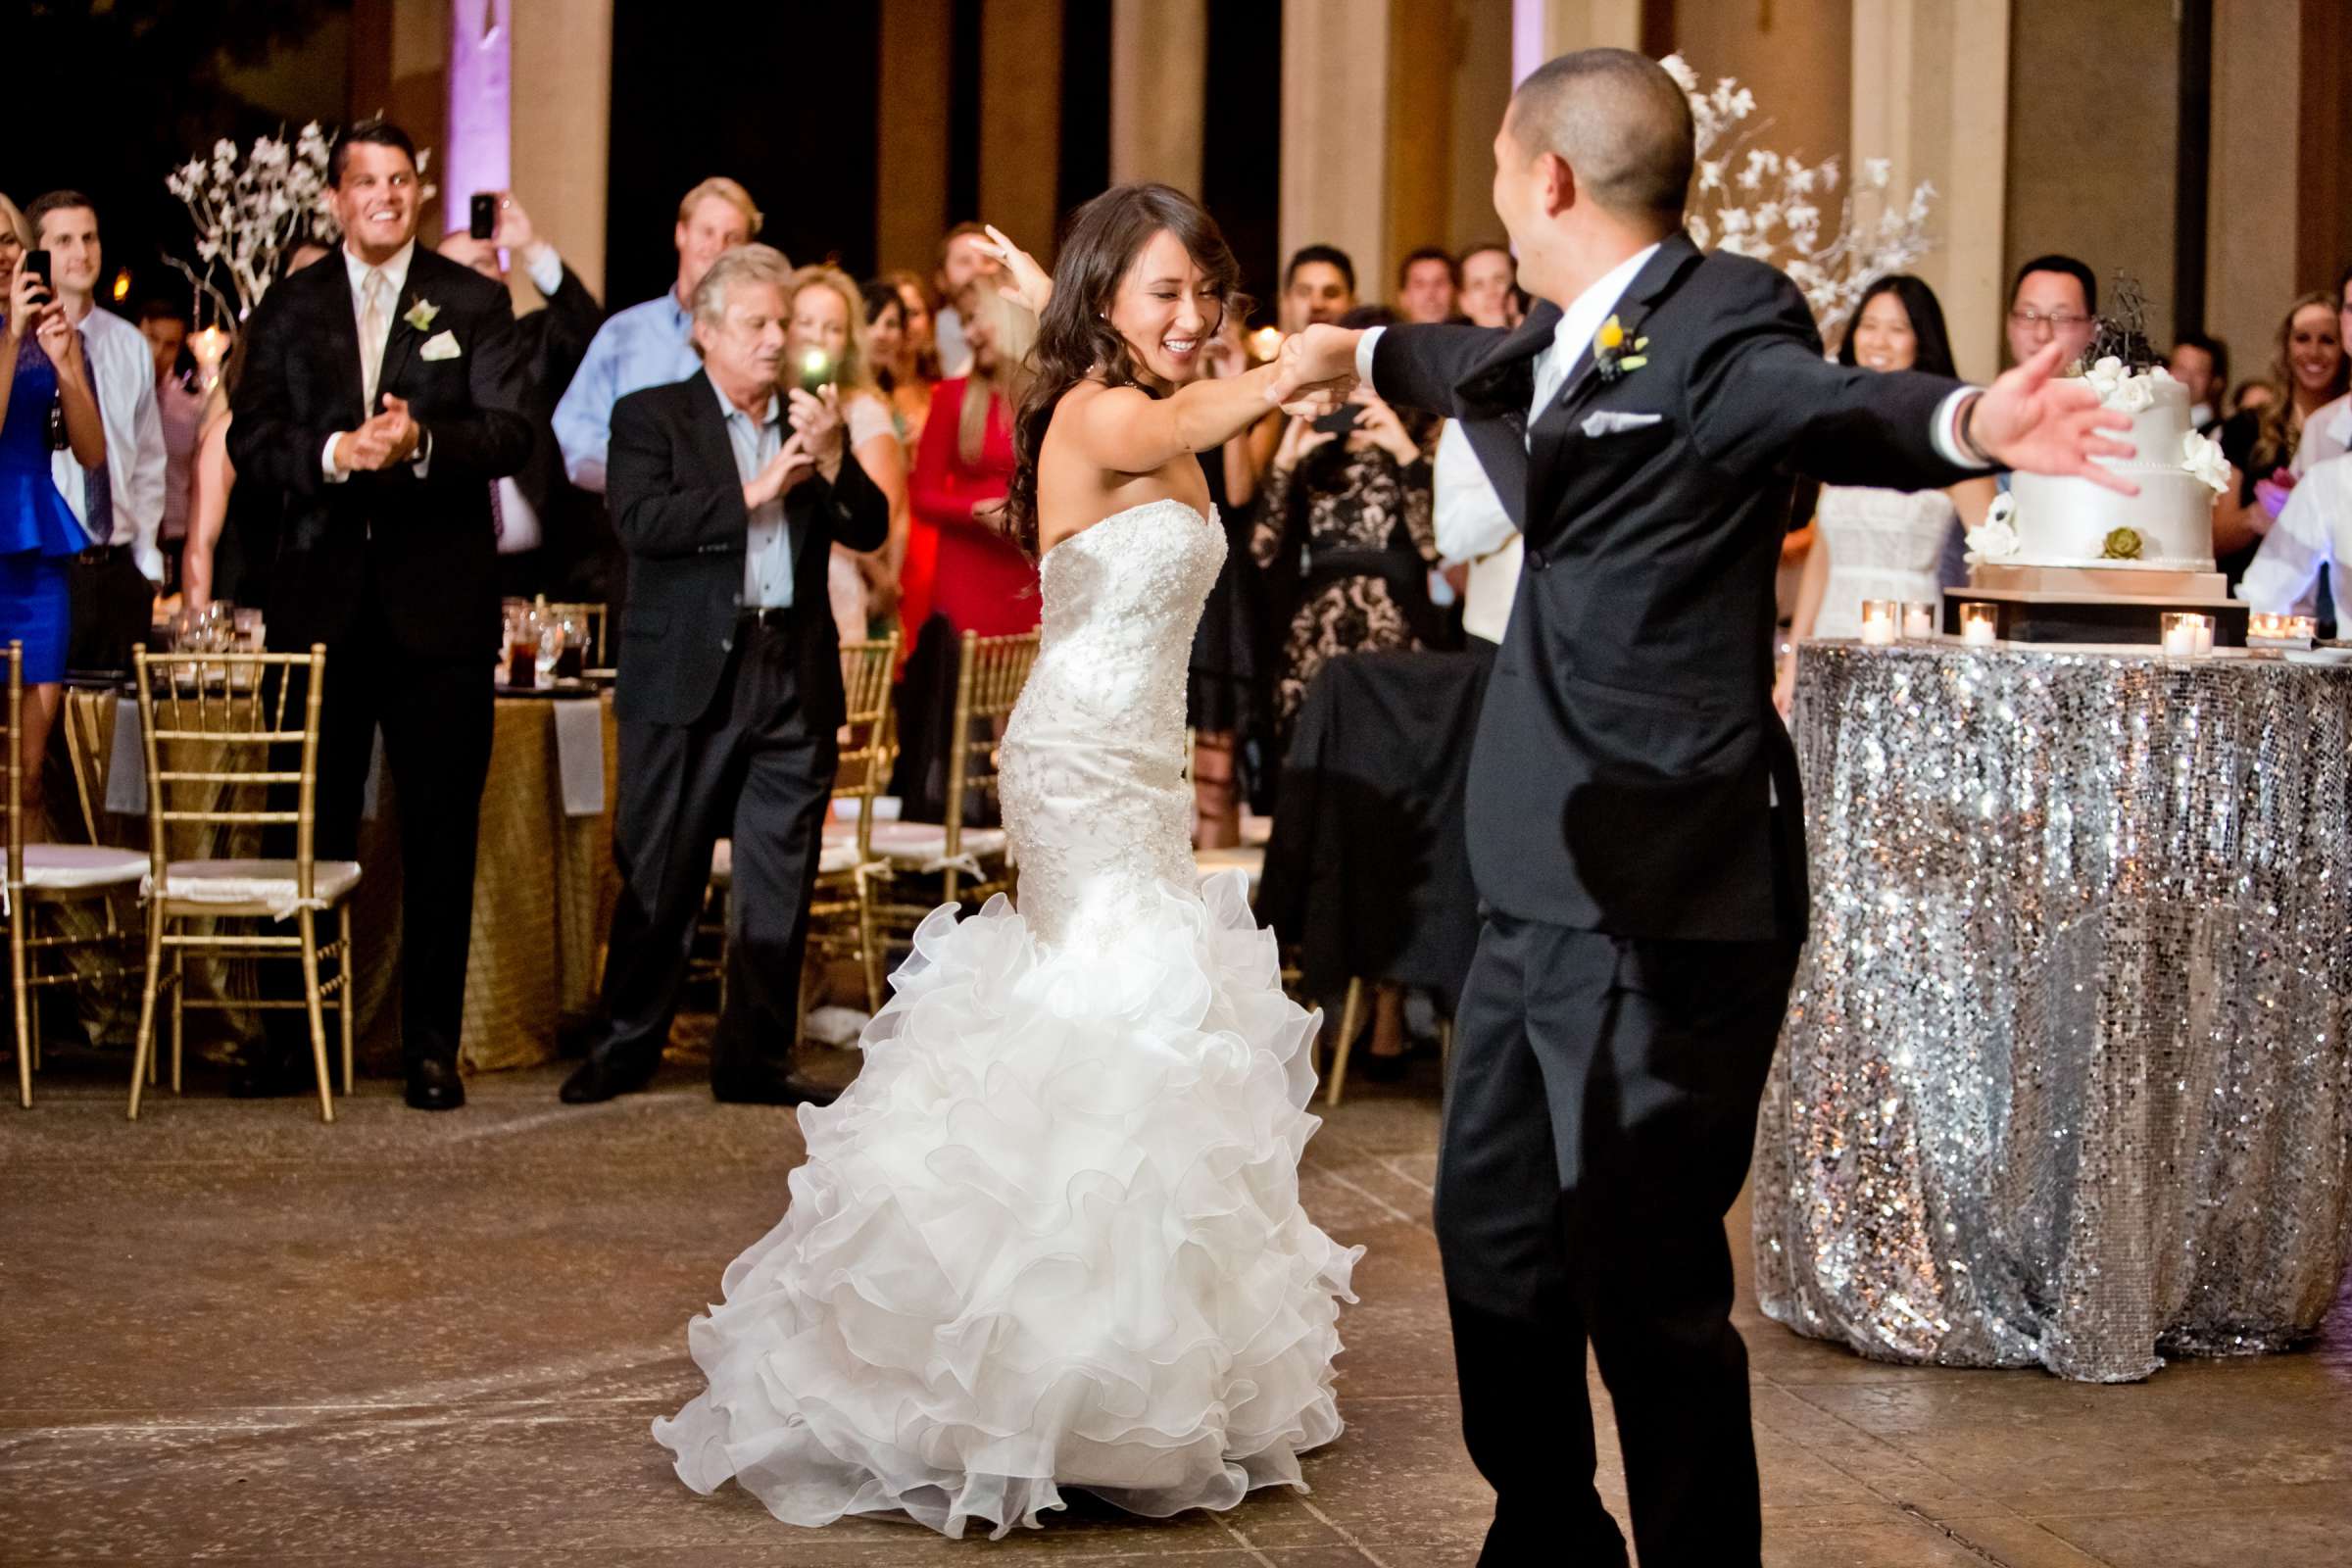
[{"x1": 1661, "y1": 54, "x2": 1936, "y2": 340}]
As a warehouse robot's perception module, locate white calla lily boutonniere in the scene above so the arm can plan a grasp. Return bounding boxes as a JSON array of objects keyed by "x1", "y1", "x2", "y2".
[{"x1": 403, "y1": 299, "x2": 440, "y2": 333}]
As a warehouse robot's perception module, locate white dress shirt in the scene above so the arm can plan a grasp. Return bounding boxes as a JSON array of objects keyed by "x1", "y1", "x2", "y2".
[
  {"x1": 2293, "y1": 392, "x2": 2352, "y2": 475},
  {"x1": 320, "y1": 240, "x2": 431, "y2": 482},
  {"x1": 51, "y1": 305, "x2": 168, "y2": 580},
  {"x1": 2239, "y1": 452, "x2": 2352, "y2": 620},
  {"x1": 1433, "y1": 419, "x2": 1522, "y2": 645},
  {"x1": 1353, "y1": 241, "x2": 1987, "y2": 468},
  {"x1": 712, "y1": 380, "x2": 794, "y2": 610}
]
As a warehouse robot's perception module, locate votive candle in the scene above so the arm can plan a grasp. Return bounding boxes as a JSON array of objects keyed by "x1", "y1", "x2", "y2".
[
  {"x1": 1958, "y1": 604, "x2": 1998, "y2": 647},
  {"x1": 1858, "y1": 600, "x2": 1898, "y2": 647}
]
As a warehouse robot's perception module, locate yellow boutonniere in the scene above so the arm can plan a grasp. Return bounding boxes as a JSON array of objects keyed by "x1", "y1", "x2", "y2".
[{"x1": 1594, "y1": 316, "x2": 1651, "y2": 381}]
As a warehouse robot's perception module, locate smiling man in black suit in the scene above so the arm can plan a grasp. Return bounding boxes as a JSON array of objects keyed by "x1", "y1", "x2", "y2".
[
  {"x1": 229, "y1": 119, "x2": 533, "y2": 1111},
  {"x1": 1273, "y1": 49, "x2": 2135, "y2": 1567}
]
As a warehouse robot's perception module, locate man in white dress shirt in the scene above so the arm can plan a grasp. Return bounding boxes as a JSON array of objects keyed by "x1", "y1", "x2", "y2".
[{"x1": 27, "y1": 191, "x2": 166, "y2": 670}]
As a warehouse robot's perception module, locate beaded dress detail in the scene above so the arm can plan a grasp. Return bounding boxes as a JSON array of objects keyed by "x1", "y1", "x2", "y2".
[{"x1": 654, "y1": 500, "x2": 1361, "y2": 1540}]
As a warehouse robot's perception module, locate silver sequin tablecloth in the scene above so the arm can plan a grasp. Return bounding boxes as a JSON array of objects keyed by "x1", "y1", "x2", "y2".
[{"x1": 1753, "y1": 643, "x2": 2352, "y2": 1382}]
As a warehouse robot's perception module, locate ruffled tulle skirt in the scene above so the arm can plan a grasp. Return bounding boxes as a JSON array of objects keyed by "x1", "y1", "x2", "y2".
[{"x1": 652, "y1": 869, "x2": 1362, "y2": 1540}]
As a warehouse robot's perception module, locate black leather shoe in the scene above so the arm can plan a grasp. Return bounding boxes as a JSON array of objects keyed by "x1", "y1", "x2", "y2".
[
  {"x1": 710, "y1": 1061, "x2": 838, "y2": 1107},
  {"x1": 405, "y1": 1057, "x2": 466, "y2": 1111},
  {"x1": 560, "y1": 1052, "x2": 657, "y2": 1104}
]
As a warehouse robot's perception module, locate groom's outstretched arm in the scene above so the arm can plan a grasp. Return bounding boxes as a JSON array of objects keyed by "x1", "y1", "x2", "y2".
[{"x1": 1269, "y1": 321, "x2": 1507, "y2": 419}]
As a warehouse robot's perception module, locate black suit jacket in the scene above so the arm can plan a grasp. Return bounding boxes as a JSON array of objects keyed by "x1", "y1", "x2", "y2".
[
  {"x1": 1372, "y1": 234, "x2": 1974, "y2": 942},
  {"x1": 608, "y1": 370, "x2": 891, "y2": 729},
  {"x1": 230, "y1": 246, "x2": 533, "y2": 659},
  {"x1": 511, "y1": 264, "x2": 604, "y2": 525}
]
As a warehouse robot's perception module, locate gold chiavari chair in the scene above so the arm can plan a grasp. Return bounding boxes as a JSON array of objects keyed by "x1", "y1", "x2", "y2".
[
  {"x1": 127, "y1": 646, "x2": 361, "y2": 1122},
  {"x1": 870, "y1": 629, "x2": 1041, "y2": 943},
  {"x1": 702, "y1": 634, "x2": 902, "y2": 1017},
  {"x1": 3, "y1": 644, "x2": 148, "y2": 1108}
]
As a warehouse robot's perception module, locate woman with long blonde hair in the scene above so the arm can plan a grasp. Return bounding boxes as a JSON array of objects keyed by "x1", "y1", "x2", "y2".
[
  {"x1": 782, "y1": 264, "x2": 909, "y2": 643},
  {"x1": 2214, "y1": 291, "x2": 2347, "y2": 584}
]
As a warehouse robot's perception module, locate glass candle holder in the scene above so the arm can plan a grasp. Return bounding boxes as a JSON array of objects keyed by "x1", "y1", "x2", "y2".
[
  {"x1": 1901, "y1": 601, "x2": 1937, "y2": 640},
  {"x1": 1958, "y1": 603, "x2": 1999, "y2": 647},
  {"x1": 2161, "y1": 612, "x2": 2213, "y2": 657},
  {"x1": 1858, "y1": 600, "x2": 1898, "y2": 646}
]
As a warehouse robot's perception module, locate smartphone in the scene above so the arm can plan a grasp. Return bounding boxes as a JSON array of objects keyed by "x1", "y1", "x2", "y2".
[
  {"x1": 797, "y1": 347, "x2": 835, "y2": 395},
  {"x1": 468, "y1": 193, "x2": 498, "y2": 241},
  {"x1": 24, "y1": 249, "x2": 51, "y2": 292},
  {"x1": 1310, "y1": 404, "x2": 1361, "y2": 436}
]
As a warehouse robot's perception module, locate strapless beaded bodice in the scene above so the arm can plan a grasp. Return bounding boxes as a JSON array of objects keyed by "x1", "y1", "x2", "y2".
[{"x1": 999, "y1": 499, "x2": 1226, "y2": 952}]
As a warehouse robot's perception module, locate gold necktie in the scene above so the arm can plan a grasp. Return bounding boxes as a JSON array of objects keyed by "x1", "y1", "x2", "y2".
[{"x1": 361, "y1": 269, "x2": 388, "y2": 414}]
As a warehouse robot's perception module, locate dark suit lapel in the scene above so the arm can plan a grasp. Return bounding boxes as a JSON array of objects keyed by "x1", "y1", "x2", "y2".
[
  {"x1": 302, "y1": 259, "x2": 369, "y2": 427},
  {"x1": 1530, "y1": 233, "x2": 1704, "y2": 507},
  {"x1": 682, "y1": 370, "x2": 741, "y2": 488},
  {"x1": 373, "y1": 266, "x2": 430, "y2": 407}
]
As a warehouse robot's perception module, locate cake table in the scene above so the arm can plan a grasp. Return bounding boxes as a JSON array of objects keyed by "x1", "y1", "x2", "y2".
[{"x1": 1753, "y1": 640, "x2": 2352, "y2": 1382}]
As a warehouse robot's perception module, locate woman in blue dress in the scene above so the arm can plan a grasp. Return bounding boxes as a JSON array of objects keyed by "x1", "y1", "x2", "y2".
[{"x1": 0, "y1": 201, "x2": 107, "y2": 835}]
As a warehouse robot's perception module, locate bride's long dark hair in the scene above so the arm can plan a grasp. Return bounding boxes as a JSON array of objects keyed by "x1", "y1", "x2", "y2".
[{"x1": 1002, "y1": 183, "x2": 1248, "y2": 558}]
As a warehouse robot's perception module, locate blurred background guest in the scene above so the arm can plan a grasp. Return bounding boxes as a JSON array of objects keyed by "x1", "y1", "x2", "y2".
[
  {"x1": 1778, "y1": 274, "x2": 1994, "y2": 715},
  {"x1": 28, "y1": 191, "x2": 166, "y2": 671},
  {"x1": 861, "y1": 277, "x2": 930, "y2": 450},
  {"x1": 2226, "y1": 379, "x2": 2276, "y2": 420},
  {"x1": 554, "y1": 176, "x2": 760, "y2": 497},
  {"x1": 1187, "y1": 311, "x2": 1271, "y2": 849},
  {"x1": 438, "y1": 190, "x2": 605, "y2": 600},
  {"x1": 2169, "y1": 331, "x2": 2228, "y2": 432},
  {"x1": 177, "y1": 329, "x2": 247, "y2": 612},
  {"x1": 283, "y1": 239, "x2": 333, "y2": 277},
  {"x1": 0, "y1": 201, "x2": 106, "y2": 834},
  {"x1": 1283, "y1": 243, "x2": 1357, "y2": 332},
  {"x1": 904, "y1": 280, "x2": 1037, "y2": 646},
  {"x1": 2005, "y1": 253, "x2": 2099, "y2": 370},
  {"x1": 2214, "y1": 292, "x2": 2346, "y2": 587},
  {"x1": 1457, "y1": 241, "x2": 1519, "y2": 330},
  {"x1": 2291, "y1": 265, "x2": 2352, "y2": 474},
  {"x1": 139, "y1": 300, "x2": 204, "y2": 593},
  {"x1": 1394, "y1": 244, "x2": 1458, "y2": 324},
  {"x1": 927, "y1": 222, "x2": 999, "y2": 379},
  {"x1": 784, "y1": 263, "x2": 907, "y2": 644}
]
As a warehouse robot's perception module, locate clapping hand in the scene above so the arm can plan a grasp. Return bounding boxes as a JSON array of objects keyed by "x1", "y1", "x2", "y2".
[
  {"x1": 745, "y1": 433, "x2": 817, "y2": 509},
  {"x1": 975, "y1": 223, "x2": 1052, "y2": 316},
  {"x1": 341, "y1": 394, "x2": 422, "y2": 471},
  {"x1": 1969, "y1": 342, "x2": 2137, "y2": 493},
  {"x1": 1266, "y1": 323, "x2": 1359, "y2": 417}
]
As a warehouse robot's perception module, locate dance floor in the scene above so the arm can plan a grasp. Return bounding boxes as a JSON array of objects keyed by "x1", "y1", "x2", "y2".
[{"x1": 6, "y1": 1036, "x2": 2348, "y2": 1566}]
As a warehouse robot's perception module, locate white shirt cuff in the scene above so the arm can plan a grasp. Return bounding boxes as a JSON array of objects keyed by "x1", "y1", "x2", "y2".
[
  {"x1": 524, "y1": 245, "x2": 564, "y2": 296},
  {"x1": 1933, "y1": 386, "x2": 1990, "y2": 469},
  {"x1": 1354, "y1": 325, "x2": 1386, "y2": 387},
  {"x1": 322, "y1": 432, "x2": 349, "y2": 483}
]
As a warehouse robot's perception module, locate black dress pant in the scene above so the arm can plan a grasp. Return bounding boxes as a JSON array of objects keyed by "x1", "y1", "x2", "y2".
[
  {"x1": 67, "y1": 547, "x2": 154, "y2": 673},
  {"x1": 1434, "y1": 911, "x2": 1801, "y2": 1567},
  {"x1": 593, "y1": 617, "x2": 832, "y2": 1072},
  {"x1": 266, "y1": 596, "x2": 495, "y2": 1072}
]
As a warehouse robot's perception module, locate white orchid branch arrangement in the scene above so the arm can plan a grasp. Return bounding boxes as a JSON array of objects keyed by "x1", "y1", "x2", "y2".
[{"x1": 1662, "y1": 54, "x2": 1936, "y2": 339}]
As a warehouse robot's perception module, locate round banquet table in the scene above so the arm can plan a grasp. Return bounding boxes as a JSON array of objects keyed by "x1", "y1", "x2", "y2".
[
  {"x1": 1754, "y1": 641, "x2": 2352, "y2": 1383},
  {"x1": 49, "y1": 687, "x2": 619, "y2": 1076}
]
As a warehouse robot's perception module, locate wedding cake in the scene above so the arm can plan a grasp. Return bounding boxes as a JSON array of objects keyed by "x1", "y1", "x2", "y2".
[{"x1": 1965, "y1": 359, "x2": 2230, "y2": 571}]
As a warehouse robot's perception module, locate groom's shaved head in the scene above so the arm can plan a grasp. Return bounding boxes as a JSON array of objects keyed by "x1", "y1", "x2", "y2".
[{"x1": 1508, "y1": 49, "x2": 1693, "y2": 227}]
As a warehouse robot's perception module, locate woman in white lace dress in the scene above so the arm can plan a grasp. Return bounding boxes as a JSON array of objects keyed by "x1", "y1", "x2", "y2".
[
  {"x1": 652, "y1": 185, "x2": 1362, "y2": 1541},
  {"x1": 1776, "y1": 275, "x2": 1998, "y2": 713}
]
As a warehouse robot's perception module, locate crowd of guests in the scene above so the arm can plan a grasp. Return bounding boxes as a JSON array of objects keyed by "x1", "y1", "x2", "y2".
[{"x1": 7, "y1": 116, "x2": 2347, "y2": 1106}]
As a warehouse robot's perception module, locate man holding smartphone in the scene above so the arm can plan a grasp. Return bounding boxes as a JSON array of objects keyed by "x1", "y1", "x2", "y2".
[{"x1": 26, "y1": 191, "x2": 168, "y2": 670}]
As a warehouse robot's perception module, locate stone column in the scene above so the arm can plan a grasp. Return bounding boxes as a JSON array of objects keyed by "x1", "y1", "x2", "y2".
[
  {"x1": 1280, "y1": 0, "x2": 1392, "y2": 305},
  {"x1": 509, "y1": 0, "x2": 611, "y2": 297},
  {"x1": 979, "y1": 0, "x2": 1064, "y2": 258},
  {"x1": 877, "y1": 0, "x2": 954, "y2": 276},
  {"x1": 1849, "y1": 0, "x2": 2012, "y2": 382},
  {"x1": 1110, "y1": 0, "x2": 1207, "y2": 193},
  {"x1": 1514, "y1": 0, "x2": 1643, "y2": 81}
]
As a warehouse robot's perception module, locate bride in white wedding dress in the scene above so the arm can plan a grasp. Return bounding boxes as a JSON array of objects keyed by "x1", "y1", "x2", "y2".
[{"x1": 652, "y1": 184, "x2": 1366, "y2": 1541}]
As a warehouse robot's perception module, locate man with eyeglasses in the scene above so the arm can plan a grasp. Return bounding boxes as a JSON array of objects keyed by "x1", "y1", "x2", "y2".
[
  {"x1": 1939, "y1": 254, "x2": 2106, "y2": 586},
  {"x1": 2005, "y1": 255, "x2": 2099, "y2": 373}
]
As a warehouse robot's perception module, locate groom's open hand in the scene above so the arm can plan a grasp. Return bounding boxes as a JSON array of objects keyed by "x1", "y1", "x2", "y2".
[
  {"x1": 1266, "y1": 324, "x2": 1361, "y2": 417},
  {"x1": 1968, "y1": 342, "x2": 2138, "y2": 495}
]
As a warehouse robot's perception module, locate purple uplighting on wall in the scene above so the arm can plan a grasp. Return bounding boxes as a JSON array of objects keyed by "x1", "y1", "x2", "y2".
[{"x1": 446, "y1": 0, "x2": 512, "y2": 234}]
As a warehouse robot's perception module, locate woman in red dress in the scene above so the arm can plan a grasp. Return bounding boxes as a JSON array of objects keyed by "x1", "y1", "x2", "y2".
[{"x1": 905, "y1": 283, "x2": 1040, "y2": 641}]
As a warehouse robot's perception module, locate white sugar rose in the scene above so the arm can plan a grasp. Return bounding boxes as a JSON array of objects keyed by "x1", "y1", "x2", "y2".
[
  {"x1": 2181, "y1": 428, "x2": 2230, "y2": 493},
  {"x1": 2083, "y1": 356, "x2": 2126, "y2": 401},
  {"x1": 1965, "y1": 495, "x2": 2021, "y2": 562},
  {"x1": 2111, "y1": 373, "x2": 2156, "y2": 414}
]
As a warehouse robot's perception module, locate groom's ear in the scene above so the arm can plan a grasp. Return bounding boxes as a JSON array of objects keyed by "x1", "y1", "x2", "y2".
[{"x1": 1540, "y1": 151, "x2": 1578, "y2": 220}]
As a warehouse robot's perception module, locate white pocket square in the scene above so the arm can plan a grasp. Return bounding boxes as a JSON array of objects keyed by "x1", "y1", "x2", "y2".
[
  {"x1": 1580, "y1": 411, "x2": 1663, "y2": 438},
  {"x1": 419, "y1": 330, "x2": 463, "y2": 362}
]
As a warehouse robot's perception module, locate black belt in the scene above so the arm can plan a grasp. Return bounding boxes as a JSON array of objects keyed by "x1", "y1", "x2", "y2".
[
  {"x1": 74, "y1": 542, "x2": 130, "y2": 567},
  {"x1": 737, "y1": 605, "x2": 799, "y2": 633}
]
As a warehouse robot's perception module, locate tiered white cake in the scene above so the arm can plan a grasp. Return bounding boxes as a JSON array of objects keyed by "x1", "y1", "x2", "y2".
[{"x1": 1966, "y1": 360, "x2": 2230, "y2": 572}]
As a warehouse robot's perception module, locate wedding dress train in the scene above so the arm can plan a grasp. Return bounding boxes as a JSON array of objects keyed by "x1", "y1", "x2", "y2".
[{"x1": 653, "y1": 499, "x2": 1362, "y2": 1539}]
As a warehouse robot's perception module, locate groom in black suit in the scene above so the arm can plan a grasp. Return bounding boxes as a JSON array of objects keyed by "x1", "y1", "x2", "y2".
[
  {"x1": 230, "y1": 120, "x2": 533, "y2": 1109},
  {"x1": 1275, "y1": 51, "x2": 2132, "y2": 1566}
]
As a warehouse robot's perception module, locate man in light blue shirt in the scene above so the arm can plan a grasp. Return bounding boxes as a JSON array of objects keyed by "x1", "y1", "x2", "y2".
[{"x1": 552, "y1": 175, "x2": 767, "y2": 493}]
